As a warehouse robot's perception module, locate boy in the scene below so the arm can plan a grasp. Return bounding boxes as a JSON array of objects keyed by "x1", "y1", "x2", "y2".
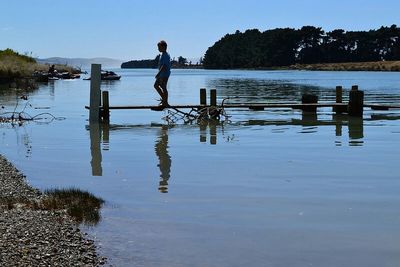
[{"x1": 154, "y1": 40, "x2": 171, "y2": 107}]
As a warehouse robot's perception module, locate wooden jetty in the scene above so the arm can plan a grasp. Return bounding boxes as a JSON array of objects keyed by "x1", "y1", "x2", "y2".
[{"x1": 86, "y1": 64, "x2": 399, "y2": 122}]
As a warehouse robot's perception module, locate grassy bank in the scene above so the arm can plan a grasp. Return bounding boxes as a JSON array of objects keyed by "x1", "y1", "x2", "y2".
[
  {"x1": 0, "y1": 48, "x2": 78, "y2": 84},
  {"x1": 289, "y1": 60, "x2": 400, "y2": 71}
]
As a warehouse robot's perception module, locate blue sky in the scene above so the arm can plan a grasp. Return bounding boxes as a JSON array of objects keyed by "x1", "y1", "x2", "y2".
[{"x1": 1, "y1": 0, "x2": 399, "y2": 60}]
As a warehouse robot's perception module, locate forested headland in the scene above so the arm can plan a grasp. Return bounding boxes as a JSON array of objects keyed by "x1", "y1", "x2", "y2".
[
  {"x1": 121, "y1": 55, "x2": 201, "y2": 69},
  {"x1": 203, "y1": 25, "x2": 400, "y2": 70}
]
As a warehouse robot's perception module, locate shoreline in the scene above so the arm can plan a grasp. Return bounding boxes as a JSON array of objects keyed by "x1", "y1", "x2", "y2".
[
  {"x1": 195, "y1": 60, "x2": 400, "y2": 72},
  {"x1": 0, "y1": 154, "x2": 107, "y2": 266}
]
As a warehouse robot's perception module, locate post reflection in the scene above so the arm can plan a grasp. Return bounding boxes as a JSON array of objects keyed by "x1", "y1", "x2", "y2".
[
  {"x1": 348, "y1": 116, "x2": 364, "y2": 146},
  {"x1": 199, "y1": 120, "x2": 220, "y2": 145},
  {"x1": 89, "y1": 122, "x2": 102, "y2": 176},
  {"x1": 87, "y1": 114, "x2": 399, "y2": 183},
  {"x1": 155, "y1": 125, "x2": 171, "y2": 193},
  {"x1": 88, "y1": 121, "x2": 111, "y2": 176}
]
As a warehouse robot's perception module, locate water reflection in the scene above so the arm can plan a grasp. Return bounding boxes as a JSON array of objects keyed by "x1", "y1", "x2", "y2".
[
  {"x1": 89, "y1": 122, "x2": 102, "y2": 176},
  {"x1": 207, "y1": 78, "x2": 400, "y2": 105},
  {"x1": 348, "y1": 117, "x2": 364, "y2": 146},
  {"x1": 244, "y1": 113, "x2": 365, "y2": 145},
  {"x1": 155, "y1": 126, "x2": 171, "y2": 193},
  {"x1": 207, "y1": 79, "x2": 338, "y2": 103},
  {"x1": 87, "y1": 114, "x2": 400, "y2": 187},
  {"x1": 199, "y1": 121, "x2": 218, "y2": 145}
]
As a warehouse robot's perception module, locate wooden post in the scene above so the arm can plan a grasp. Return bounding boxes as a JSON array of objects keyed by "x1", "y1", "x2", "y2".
[
  {"x1": 348, "y1": 85, "x2": 364, "y2": 117},
  {"x1": 333, "y1": 86, "x2": 346, "y2": 114},
  {"x1": 210, "y1": 89, "x2": 217, "y2": 106},
  {"x1": 301, "y1": 94, "x2": 318, "y2": 113},
  {"x1": 200, "y1": 88, "x2": 207, "y2": 106},
  {"x1": 89, "y1": 64, "x2": 101, "y2": 122},
  {"x1": 102, "y1": 91, "x2": 110, "y2": 122},
  {"x1": 336, "y1": 86, "x2": 343, "y2": 103}
]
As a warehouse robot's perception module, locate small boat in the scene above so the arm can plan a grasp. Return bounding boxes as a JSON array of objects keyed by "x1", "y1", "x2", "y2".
[
  {"x1": 101, "y1": 70, "x2": 121, "y2": 80},
  {"x1": 84, "y1": 70, "x2": 121, "y2": 81}
]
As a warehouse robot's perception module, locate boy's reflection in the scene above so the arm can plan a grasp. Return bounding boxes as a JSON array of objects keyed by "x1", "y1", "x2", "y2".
[{"x1": 155, "y1": 126, "x2": 171, "y2": 193}]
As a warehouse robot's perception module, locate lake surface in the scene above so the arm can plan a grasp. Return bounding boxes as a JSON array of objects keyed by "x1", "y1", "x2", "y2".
[{"x1": 1, "y1": 69, "x2": 400, "y2": 266}]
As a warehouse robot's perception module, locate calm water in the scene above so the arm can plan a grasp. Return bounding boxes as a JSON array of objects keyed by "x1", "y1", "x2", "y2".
[{"x1": 1, "y1": 69, "x2": 400, "y2": 267}]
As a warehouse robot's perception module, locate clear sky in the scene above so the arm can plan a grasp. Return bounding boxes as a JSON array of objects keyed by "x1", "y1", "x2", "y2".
[{"x1": 1, "y1": 0, "x2": 399, "y2": 60}]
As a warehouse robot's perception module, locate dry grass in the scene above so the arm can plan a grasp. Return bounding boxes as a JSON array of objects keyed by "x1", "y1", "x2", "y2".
[
  {"x1": 0, "y1": 49, "x2": 78, "y2": 81},
  {"x1": 42, "y1": 188, "x2": 105, "y2": 226},
  {"x1": 290, "y1": 61, "x2": 400, "y2": 71},
  {"x1": 0, "y1": 188, "x2": 105, "y2": 226},
  {"x1": 0, "y1": 56, "x2": 40, "y2": 78}
]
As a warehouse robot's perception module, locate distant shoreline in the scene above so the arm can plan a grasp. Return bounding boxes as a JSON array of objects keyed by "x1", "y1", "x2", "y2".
[
  {"x1": 285, "y1": 60, "x2": 400, "y2": 72},
  {"x1": 196, "y1": 60, "x2": 400, "y2": 72},
  {"x1": 133, "y1": 60, "x2": 400, "y2": 71}
]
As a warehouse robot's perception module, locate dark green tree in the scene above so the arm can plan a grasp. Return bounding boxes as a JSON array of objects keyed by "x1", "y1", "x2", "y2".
[{"x1": 202, "y1": 25, "x2": 400, "y2": 69}]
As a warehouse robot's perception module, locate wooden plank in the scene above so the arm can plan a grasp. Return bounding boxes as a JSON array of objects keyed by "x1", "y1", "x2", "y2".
[
  {"x1": 365, "y1": 104, "x2": 400, "y2": 109},
  {"x1": 85, "y1": 103, "x2": 400, "y2": 110}
]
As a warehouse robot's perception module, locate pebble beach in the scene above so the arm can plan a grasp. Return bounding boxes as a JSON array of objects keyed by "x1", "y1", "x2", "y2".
[{"x1": 0, "y1": 155, "x2": 107, "y2": 266}]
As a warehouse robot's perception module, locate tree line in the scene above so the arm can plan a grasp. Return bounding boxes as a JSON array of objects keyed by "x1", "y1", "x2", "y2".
[
  {"x1": 202, "y1": 25, "x2": 400, "y2": 69},
  {"x1": 121, "y1": 55, "x2": 196, "y2": 68}
]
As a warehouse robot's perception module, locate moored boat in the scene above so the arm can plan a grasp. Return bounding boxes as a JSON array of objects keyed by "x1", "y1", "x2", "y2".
[{"x1": 84, "y1": 70, "x2": 121, "y2": 81}]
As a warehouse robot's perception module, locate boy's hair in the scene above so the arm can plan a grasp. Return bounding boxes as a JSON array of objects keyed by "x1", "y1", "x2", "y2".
[{"x1": 158, "y1": 40, "x2": 168, "y2": 49}]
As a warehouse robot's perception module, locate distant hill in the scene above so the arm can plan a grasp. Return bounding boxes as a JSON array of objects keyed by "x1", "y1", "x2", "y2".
[{"x1": 37, "y1": 57, "x2": 124, "y2": 68}]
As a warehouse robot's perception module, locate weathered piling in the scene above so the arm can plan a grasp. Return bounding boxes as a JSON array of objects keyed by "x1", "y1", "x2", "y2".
[
  {"x1": 336, "y1": 86, "x2": 343, "y2": 104},
  {"x1": 200, "y1": 88, "x2": 207, "y2": 106},
  {"x1": 102, "y1": 91, "x2": 110, "y2": 122},
  {"x1": 301, "y1": 94, "x2": 318, "y2": 113},
  {"x1": 89, "y1": 64, "x2": 101, "y2": 122},
  {"x1": 210, "y1": 89, "x2": 217, "y2": 106},
  {"x1": 348, "y1": 85, "x2": 364, "y2": 117},
  {"x1": 333, "y1": 86, "x2": 347, "y2": 114}
]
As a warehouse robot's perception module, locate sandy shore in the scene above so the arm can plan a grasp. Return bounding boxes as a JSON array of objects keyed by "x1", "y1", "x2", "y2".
[{"x1": 0, "y1": 155, "x2": 107, "y2": 266}]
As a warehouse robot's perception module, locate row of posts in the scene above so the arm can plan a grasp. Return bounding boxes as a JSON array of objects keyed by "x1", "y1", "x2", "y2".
[
  {"x1": 90, "y1": 62, "x2": 364, "y2": 122},
  {"x1": 200, "y1": 88, "x2": 217, "y2": 106},
  {"x1": 301, "y1": 85, "x2": 364, "y2": 116},
  {"x1": 89, "y1": 64, "x2": 110, "y2": 122}
]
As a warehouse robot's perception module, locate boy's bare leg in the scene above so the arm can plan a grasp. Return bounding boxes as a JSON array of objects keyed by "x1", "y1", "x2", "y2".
[
  {"x1": 154, "y1": 77, "x2": 169, "y2": 106},
  {"x1": 154, "y1": 80, "x2": 165, "y2": 103},
  {"x1": 160, "y1": 84, "x2": 169, "y2": 106}
]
